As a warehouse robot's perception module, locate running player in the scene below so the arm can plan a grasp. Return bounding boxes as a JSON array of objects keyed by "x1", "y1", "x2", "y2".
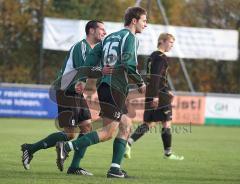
[
  {"x1": 55, "y1": 7, "x2": 147, "y2": 178},
  {"x1": 21, "y1": 20, "x2": 106, "y2": 175}
]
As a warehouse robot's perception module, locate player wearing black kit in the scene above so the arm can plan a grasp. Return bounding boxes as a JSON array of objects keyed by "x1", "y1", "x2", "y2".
[{"x1": 124, "y1": 33, "x2": 184, "y2": 161}]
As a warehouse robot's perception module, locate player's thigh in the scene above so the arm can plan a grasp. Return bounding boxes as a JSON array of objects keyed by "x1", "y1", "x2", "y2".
[
  {"x1": 56, "y1": 90, "x2": 76, "y2": 128},
  {"x1": 155, "y1": 105, "x2": 172, "y2": 122},
  {"x1": 158, "y1": 90, "x2": 173, "y2": 107},
  {"x1": 117, "y1": 114, "x2": 132, "y2": 139},
  {"x1": 144, "y1": 109, "x2": 155, "y2": 122},
  {"x1": 97, "y1": 83, "x2": 126, "y2": 121},
  {"x1": 119, "y1": 114, "x2": 132, "y2": 131},
  {"x1": 73, "y1": 95, "x2": 92, "y2": 133},
  {"x1": 74, "y1": 93, "x2": 91, "y2": 123},
  {"x1": 146, "y1": 121, "x2": 158, "y2": 128},
  {"x1": 57, "y1": 91, "x2": 91, "y2": 131}
]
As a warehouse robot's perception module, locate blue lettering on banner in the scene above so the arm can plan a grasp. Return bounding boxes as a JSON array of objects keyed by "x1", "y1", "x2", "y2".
[{"x1": 0, "y1": 87, "x2": 57, "y2": 118}]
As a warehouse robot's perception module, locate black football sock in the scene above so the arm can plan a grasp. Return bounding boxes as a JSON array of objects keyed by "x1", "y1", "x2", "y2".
[
  {"x1": 129, "y1": 123, "x2": 149, "y2": 146},
  {"x1": 161, "y1": 128, "x2": 172, "y2": 156}
]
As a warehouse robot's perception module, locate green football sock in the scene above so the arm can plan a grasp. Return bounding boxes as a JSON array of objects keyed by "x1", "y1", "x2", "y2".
[
  {"x1": 71, "y1": 131, "x2": 99, "y2": 151},
  {"x1": 111, "y1": 138, "x2": 127, "y2": 166},
  {"x1": 28, "y1": 131, "x2": 69, "y2": 154},
  {"x1": 70, "y1": 134, "x2": 87, "y2": 168}
]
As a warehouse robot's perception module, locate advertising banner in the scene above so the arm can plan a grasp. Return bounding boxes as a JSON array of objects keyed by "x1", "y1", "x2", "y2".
[
  {"x1": 172, "y1": 96, "x2": 206, "y2": 124},
  {"x1": 43, "y1": 17, "x2": 238, "y2": 60},
  {"x1": 117, "y1": 94, "x2": 206, "y2": 124},
  {"x1": 2, "y1": 85, "x2": 240, "y2": 126},
  {"x1": 205, "y1": 96, "x2": 240, "y2": 125},
  {"x1": 0, "y1": 87, "x2": 57, "y2": 119}
]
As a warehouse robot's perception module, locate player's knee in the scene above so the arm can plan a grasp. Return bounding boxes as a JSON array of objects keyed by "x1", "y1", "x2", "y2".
[
  {"x1": 162, "y1": 121, "x2": 171, "y2": 128},
  {"x1": 98, "y1": 120, "x2": 119, "y2": 141},
  {"x1": 63, "y1": 127, "x2": 76, "y2": 140},
  {"x1": 66, "y1": 132, "x2": 76, "y2": 140},
  {"x1": 107, "y1": 129, "x2": 116, "y2": 140},
  {"x1": 120, "y1": 115, "x2": 132, "y2": 128},
  {"x1": 118, "y1": 115, "x2": 132, "y2": 138},
  {"x1": 121, "y1": 114, "x2": 131, "y2": 123},
  {"x1": 101, "y1": 131, "x2": 114, "y2": 141},
  {"x1": 119, "y1": 123, "x2": 131, "y2": 136},
  {"x1": 106, "y1": 134, "x2": 114, "y2": 141},
  {"x1": 79, "y1": 122, "x2": 92, "y2": 134},
  {"x1": 97, "y1": 127, "x2": 114, "y2": 141},
  {"x1": 147, "y1": 122, "x2": 157, "y2": 128}
]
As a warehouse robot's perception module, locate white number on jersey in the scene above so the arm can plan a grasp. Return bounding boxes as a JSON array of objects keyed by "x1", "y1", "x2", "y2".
[{"x1": 103, "y1": 41, "x2": 119, "y2": 66}]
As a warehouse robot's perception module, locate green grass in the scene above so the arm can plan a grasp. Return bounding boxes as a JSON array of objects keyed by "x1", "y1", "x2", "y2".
[{"x1": 0, "y1": 118, "x2": 240, "y2": 184}]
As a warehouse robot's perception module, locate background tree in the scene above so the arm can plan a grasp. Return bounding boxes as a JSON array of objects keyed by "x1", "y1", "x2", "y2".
[{"x1": 0, "y1": 0, "x2": 239, "y2": 93}]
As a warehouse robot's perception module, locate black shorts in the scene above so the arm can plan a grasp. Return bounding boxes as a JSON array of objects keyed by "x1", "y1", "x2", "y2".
[
  {"x1": 144, "y1": 91, "x2": 172, "y2": 122},
  {"x1": 97, "y1": 83, "x2": 127, "y2": 121},
  {"x1": 56, "y1": 90, "x2": 91, "y2": 128}
]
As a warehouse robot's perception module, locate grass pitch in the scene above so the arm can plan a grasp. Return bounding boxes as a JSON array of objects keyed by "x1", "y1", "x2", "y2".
[{"x1": 0, "y1": 118, "x2": 239, "y2": 184}]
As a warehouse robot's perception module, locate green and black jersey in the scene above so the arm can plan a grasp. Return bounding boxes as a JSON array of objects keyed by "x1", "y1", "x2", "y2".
[
  {"x1": 83, "y1": 28, "x2": 144, "y2": 95},
  {"x1": 56, "y1": 39, "x2": 92, "y2": 92}
]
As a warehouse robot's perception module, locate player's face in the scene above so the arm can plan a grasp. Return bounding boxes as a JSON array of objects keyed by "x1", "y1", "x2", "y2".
[
  {"x1": 135, "y1": 14, "x2": 147, "y2": 33},
  {"x1": 163, "y1": 38, "x2": 174, "y2": 52},
  {"x1": 93, "y1": 23, "x2": 106, "y2": 42}
]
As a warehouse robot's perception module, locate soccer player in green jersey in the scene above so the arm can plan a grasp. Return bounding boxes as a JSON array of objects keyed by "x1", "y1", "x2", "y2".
[
  {"x1": 55, "y1": 7, "x2": 147, "y2": 178},
  {"x1": 124, "y1": 33, "x2": 184, "y2": 161},
  {"x1": 21, "y1": 20, "x2": 106, "y2": 175}
]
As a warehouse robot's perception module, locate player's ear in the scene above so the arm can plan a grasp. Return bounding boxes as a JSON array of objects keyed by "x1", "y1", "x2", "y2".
[
  {"x1": 161, "y1": 39, "x2": 167, "y2": 45},
  {"x1": 89, "y1": 27, "x2": 95, "y2": 34},
  {"x1": 132, "y1": 18, "x2": 137, "y2": 25}
]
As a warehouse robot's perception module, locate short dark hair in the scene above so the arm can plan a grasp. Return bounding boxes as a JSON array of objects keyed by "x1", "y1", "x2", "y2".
[
  {"x1": 85, "y1": 20, "x2": 103, "y2": 35},
  {"x1": 124, "y1": 7, "x2": 147, "y2": 26}
]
